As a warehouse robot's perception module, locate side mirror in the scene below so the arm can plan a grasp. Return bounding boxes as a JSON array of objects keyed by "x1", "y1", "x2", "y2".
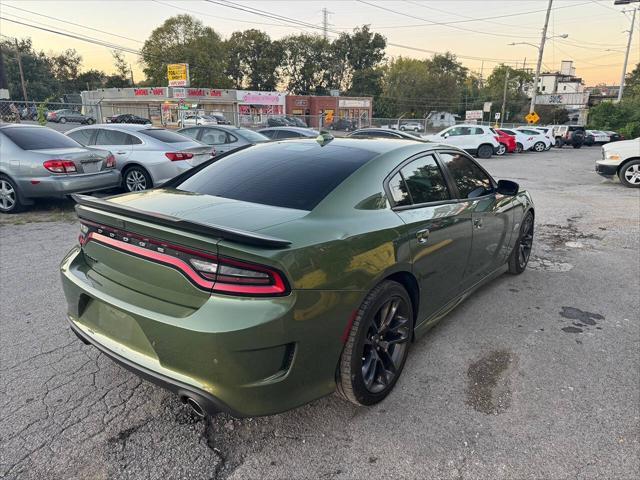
[
  {"x1": 497, "y1": 179, "x2": 519, "y2": 196},
  {"x1": 442, "y1": 132, "x2": 450, "y2": 138}
]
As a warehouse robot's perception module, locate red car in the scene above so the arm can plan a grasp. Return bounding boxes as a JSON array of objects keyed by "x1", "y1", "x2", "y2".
[{"x1": 493, "y1": 128, "x2": 516, "y2": 155}]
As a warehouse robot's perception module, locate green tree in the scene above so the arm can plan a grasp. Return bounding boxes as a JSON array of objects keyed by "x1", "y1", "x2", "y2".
[
  {"x1": 224, "y1": 30, "x2": 282, "y2": 90},
  {"x1": 51, "y1": 49, "x2": 83, "y2": 93},
  {"x1": 380, "y1": 53, "x2": 470, "y2": 118},
  {"x1": 481, "y1": 64, "x2": 532, "y2": 122},
  {"x1": 623, "y1": 62, "x2": 640, "y2": 98},
  {"x1": 76, "y1": 69, "x2": 107, "y2": 91},
  {"x1": 141, "y1": 14, "x2": 230, "y2": 87},
  {"x1": 536, "y1": 105, "x2": 569, "y2": 124},
  {"x1": 380, "y1": 57, "x2": 430, "y2": 117},
  {"x1": 346, "y1": 26, "x2": 386, "y2": 97},
  {"x1": 0, "y1": 38, "x2": 60, "y2": 100},
  {"x1": 279, "y1": 34, "x2": 330, "y2": 94}
]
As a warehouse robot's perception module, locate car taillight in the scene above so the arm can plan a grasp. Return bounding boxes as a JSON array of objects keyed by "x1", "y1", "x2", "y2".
[
  {"x1": 43, "y1": 160, "x2": 77, "y2": 173},
  {"x1": 189, "y1": 256, "x2": 288, "y2": 296},
  {"x1": 79, "y1": 220, "x2": 289, "y2": 296},
  {"x1": 165, "y1": 152, "x2": 194, "y2": 161},
  {"x1": 105, "y1": 154, "x2": 116, "y2": 168}
]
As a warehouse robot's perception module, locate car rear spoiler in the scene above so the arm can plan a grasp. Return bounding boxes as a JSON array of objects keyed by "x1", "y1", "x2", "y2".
[{"x1": 71, "y1": 194, "x2": 291, "y2": 249}]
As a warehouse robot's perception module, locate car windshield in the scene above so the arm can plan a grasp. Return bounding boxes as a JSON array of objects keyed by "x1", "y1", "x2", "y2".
[
  {"x1": 140, "y1": 129, "x2": 193, "y2": 143},
  {"x1": 177, "y1": 142, "x2": 376, "y2": 210},
  {"x1": 2, "y1": 127, "x2": 81, "y2": 150},
  {"x1": 236, "y1": 128, "x2": 270, "y2": 143}
]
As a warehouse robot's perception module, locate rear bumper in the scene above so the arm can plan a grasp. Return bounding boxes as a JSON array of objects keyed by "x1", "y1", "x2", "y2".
[
  {"x1": 60, "y1": 247, "x2": 360, "y2": 417},
  {"x1": 68, "y1": 319, "x2": 237, "y2": 416},
  {"x1": 18, "y1": 170, "x2": 121, "y2": 199}
]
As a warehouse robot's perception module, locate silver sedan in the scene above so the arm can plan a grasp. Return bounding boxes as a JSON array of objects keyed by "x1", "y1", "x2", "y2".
[
  {"x1": 177, "y1": 125, "x2": 270, "y2": 154},
  {"x1": 66, "y1": 124, "x2": 214, "y2": 192},
  {"x1": 0, "y1": 124, "x2": 120, "y2": 213}
]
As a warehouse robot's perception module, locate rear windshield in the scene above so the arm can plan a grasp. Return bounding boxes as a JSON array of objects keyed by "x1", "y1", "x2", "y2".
[
  {"x1": 236, "y1": 128, "x2": 269, "y2": 143},
  {"x1": 2, "y1": 127, "x2": 80, "y2": 150},
  {"x1": 141, "y1": 129, "x2": 193, "y2": 143},
  {"x1": 177, "y1": 142, "x2": 376, "y2": 210}
]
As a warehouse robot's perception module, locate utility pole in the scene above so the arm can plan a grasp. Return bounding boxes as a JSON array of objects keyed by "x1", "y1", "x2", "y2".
[
  {"x1": 618, "y1": 6, "x2": 637, "y2": 101},
  {"x1": 530, "y1": 0, "x2": 553, "y2": 114},
  {"x1": 14, "y1": 39, "x2": 28, "y2": 102},
  {"x1": 322, "y1": 8, "x2": 331, "y2": 41},
  {"x1": 501, "y1": 69, "x2": 510, "y2": 127},
  {"x1": 130, "y1": 64, "x2": 135, "y2": 87}
]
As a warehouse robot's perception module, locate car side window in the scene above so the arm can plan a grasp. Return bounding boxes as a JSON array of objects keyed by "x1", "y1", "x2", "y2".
[
  {"x1": 94, "y1": 129, "x2": 129, "y2": 145},
  {"x1": 201, "y1": 129, "x2": 228, "y2": 145},
  {"x1": 125, "y1": 134, "x2": 142, "y2": 145},
  {"x1": 439, "y1": 152, "x2": 494, "y2": 199},
  {"x1": 227, "y1": 133, "x2": 238, "y2": 143},
  {"x1": 179, "y1": 128, "x2": 200, "y2": 141},
  {"x1": 388, "y1": 173, "x2": 412, "y2": 207},
  {"x1": 399, "y1": 155, "x2": 450, "y2": 204},
  {"x1": 67, "y1": 129, "x2": 94, "y2": 146},
  {"x1": 473, "y1": 127, "x2": 484, "y2": 135}
]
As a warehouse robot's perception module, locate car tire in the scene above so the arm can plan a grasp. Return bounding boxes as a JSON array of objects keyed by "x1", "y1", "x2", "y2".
[
  {"x1": 619, "y1": 160, "x2": 640, "y2": 188},
  {"x1": 59, "y1": 117, "x2": 67, "y2": 124},
  {"x1": 122, "y1": 166, "x2": 152, "y2": 192},
  {"x1": 337, "y1": 280, "x2": 414, "y2": 406},
  {"x1": 496, "y1": 143, "x2": 507, "y2": 156},
  {"x1": 400, "y1": 126, "x2": 406, "y2": 131},
  {"x1": 0, "y1": 175, "x2": 25, "y2": 214},
  {"x1": 572, "y1": 144, "x2": 582, "y2": 149},
  {"x1": 516, "y1": 142, "x2": 524, "y2": 153},
  {"x1": 533, "y1": 141, "x2": 546, "y2": 152},
  {"x1": 507, "y1": 211, "x2": 534, "y2": 274},
  {"x1": 477, "y1": 144, "x2": 493, "y2": 159},
  {"x1": 555, "y1": 137, "x2": 564, "y2": 148}
]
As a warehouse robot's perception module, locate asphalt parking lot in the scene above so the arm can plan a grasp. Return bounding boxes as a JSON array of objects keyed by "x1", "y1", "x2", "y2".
[{"x1": 1, "y1": 146, "x2": 638, "y2": 480}]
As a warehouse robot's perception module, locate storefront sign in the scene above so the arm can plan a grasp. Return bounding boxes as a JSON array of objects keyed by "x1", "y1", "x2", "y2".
[
  {"x1": 134, "y1": 87, "x2": 167, "y2": 97},
  {"x1": 167, "y1": 63, "x2": 190, "y2": 87},
  {"x1": 465, "y1": 110, "x2": 483, "y2": 120},
  {"x1": 237, "y1": 90, "x2": 285, "y2": 105},
  {"x1": 294, "y1": 99, "x2": 308, "y2": 107},
  {"x1": 338, "y1": 98, "x2": 370, "y2": 108}
]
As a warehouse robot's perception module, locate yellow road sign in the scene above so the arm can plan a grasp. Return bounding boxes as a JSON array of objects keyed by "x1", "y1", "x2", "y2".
[{"x1": 525, "y1": 111, "x2": 540, "y2": 124}]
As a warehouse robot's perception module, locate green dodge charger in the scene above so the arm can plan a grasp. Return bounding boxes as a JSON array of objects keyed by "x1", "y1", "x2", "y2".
[{"x1": 60, "y1": 137, "x2": 534, "y2": 417}]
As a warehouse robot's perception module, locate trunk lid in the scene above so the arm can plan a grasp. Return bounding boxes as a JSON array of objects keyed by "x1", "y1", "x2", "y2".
[
  {"x1": 74, "y1": 190, "x2": 300, "y2": 307},
  {"x1": 166, "y1": 142, "x2": 214, "y2": 167},
  {"x1": 34, "y1": 147, "x2": 112, "y2": 174}
]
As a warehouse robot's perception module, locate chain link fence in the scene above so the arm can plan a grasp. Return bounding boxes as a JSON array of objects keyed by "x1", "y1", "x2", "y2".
[{"x1": 1, "y1": 99, "x2": 532, "y2": 134}]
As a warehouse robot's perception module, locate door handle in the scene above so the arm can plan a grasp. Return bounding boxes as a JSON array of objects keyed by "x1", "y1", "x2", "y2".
[
  {"x1": 116, "y1": 151, "x2": 127, "y2": 154},
  {"x1": 416, "y1": 229, "x2": 430, "y2": 244}
]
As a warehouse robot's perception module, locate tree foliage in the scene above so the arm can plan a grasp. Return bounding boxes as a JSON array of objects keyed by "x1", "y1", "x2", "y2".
[
  {"x1": 225, "y1": 29, "x2": 282, "y2": 90},
  {"x1": 140, "y1": 14, "x2": 229, "y2": 87},
  {"x1": 588, "y1": 62, "x2": 640, "y2": 139},
  {"x1": 279, "y1": 34, "x2": 330, "y2": 94},
  {"x1": 482, "y1": 65, "x2": 532, "y2": 122}
]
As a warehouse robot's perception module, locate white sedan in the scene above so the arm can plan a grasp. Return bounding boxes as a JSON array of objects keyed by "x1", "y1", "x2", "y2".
[
  {"x1": 498, "y1": 128, "x2": 537, "y2": 153},
  {"x1": 516, "y1": 127, "x2": 553, "y2": 152}
]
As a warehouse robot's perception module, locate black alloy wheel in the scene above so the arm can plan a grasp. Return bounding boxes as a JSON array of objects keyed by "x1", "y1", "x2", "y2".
[
  {"x1": 508, "y1": 211, "x2": 534, "y2": 274},
  {"x1": 338, "y1": 281, "x2": 413, "y2": 406}
]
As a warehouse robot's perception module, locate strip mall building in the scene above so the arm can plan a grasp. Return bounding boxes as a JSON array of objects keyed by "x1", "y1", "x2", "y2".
[{"x1": 80, "y1": 87, "x2": 372, "y2": 128}]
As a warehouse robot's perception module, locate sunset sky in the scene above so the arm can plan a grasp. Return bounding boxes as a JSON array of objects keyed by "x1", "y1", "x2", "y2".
[{"x1": 1, "y1": 0, "x2": 638, "y2": 87}]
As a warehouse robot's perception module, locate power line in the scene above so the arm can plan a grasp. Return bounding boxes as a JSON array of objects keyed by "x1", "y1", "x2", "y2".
[
  {"x1": 357, "y1": 0, "x2": 543, "y2": 39},
  {"x1": 0, "y1": 16, "x2": 143, "y2": 55},
  {"x1": 205, "y1": 0, "x2": 524, "y2": 65},
  {"x1": 2, "y1": 4, "x2": 143, "y2": 44}
]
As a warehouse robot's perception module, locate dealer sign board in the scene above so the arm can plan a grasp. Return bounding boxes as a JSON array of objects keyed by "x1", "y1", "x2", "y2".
[{"x1": 167, "y1": 63, "x2": 190, "y2": 87}]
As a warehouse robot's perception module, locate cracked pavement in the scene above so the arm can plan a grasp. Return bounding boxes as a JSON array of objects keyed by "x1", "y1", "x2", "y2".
[{"x1": 1, "y1": 147, "x2": 638, "y2": 479}]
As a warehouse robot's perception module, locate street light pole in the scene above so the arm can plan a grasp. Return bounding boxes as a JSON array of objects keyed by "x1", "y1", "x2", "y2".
[
  {"x1": 530, "y1": 0, "x2": 554, "y2": 114},
  {"x1": 618, "y1": 7, "x2": 637, "y2": 101}
]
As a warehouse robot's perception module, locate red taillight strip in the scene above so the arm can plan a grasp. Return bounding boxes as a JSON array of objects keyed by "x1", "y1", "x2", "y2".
[{"x1": 86, "y1": 232, "x2": 214, "y2": 290}]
